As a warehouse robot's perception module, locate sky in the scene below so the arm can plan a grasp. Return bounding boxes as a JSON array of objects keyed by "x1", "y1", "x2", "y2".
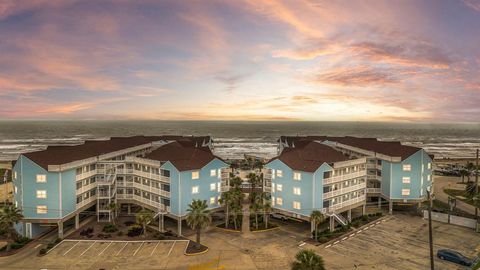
[{"x1": 0, "y1": 0, "x2": 479, "y2": 122}]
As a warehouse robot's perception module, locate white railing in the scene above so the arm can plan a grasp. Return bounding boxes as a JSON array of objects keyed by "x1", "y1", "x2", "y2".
[
  {"x1": 367, "y1": 174, "x2": 382, "y2": 181},
  {"x1": 131, "y1": 182, "x2": 170, "y2": 197},
  {"x1": 132, "y1": 194, "x2": 166, "y2": 211},
  {"x1": 76, "y1": 196, "x2": 96, "y2": 209},
  {"x1": 323, "y1": 182, "x2": 366, "y2": 199},
  {"x1": 366, "y1": 188, "x2": 381, "y2": 194},
  {"x1": 75, "y1": 170, "x2": 97, "y2": 181},
  {"x1": 326, "y1": 195, "x2": 366, "y2": 212},
  {"x1": 132, "y1": 169, "x2": 170, "y2": 183},
  {"x1": 366, "y1": 163, "x2": 382, "y2": 170},
  {"x1": 323, "y1": 170, "x2": 367, "y2": 185},
  {"x1": 75, "y1": 184, "x2": 97, "y2": 196}
]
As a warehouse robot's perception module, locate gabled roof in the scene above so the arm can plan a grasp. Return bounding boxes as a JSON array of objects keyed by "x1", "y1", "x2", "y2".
[
  {"x1": 268, "y1": 141, "x2": 349, "y2": 172},
  {"x1": 23, "y1": 135, "x2": 211, "y2": 170},
  {"x1": 280, "y1": 136, "x2": 424, "y2": 160},
  {"x1": 145, "y1": 141, "x2": 223, "y2": 171}
]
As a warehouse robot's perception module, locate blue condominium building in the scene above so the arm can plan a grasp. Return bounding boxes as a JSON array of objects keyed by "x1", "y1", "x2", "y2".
[
  {"x1": 265, "y1": 136, "x2": 433, "y2": 228},
  {"x1": 12, "y1": 136, "x2": 229, "y2": 238}
]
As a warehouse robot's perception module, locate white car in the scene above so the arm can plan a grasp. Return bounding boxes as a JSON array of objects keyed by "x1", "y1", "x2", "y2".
[{"x1": 270, "y1": 213, "x2": 288, "y2": 221}]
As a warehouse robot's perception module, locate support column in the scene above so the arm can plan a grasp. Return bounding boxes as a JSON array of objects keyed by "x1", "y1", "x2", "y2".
[
  {"x1": 378, "y1": 197, "x2": 382, "y2": 208},
  {"x1": 75, "y1": 213, "x2": 80, "y2": 230},
  {"x1": 177, "y1": 217, "x2": 182, "y2": 236},
  {"x1": 389, "y1": 201, "x2": 393, "y2": 215},
  {"x1": 159, "y1": 214, "x2": 164, "y2": 232},
  {"x1": 347, "y1": 209, "x2": 352, "y2": 222},
  {"x1": 58, "y1": 220, "x2": 64, "y2": 239},
  {"x1": 127, "y1": 204, "x2": 131, "y2": 215},
  {"x1": 310, "y1": 220, "x2": 315, "y2": 238},
  {"x1": 362, "y1": 204, "x2": 366, "y2": 215},
  {"x1": 329, "y1": 216, "x2": 335, "y2": 232}
]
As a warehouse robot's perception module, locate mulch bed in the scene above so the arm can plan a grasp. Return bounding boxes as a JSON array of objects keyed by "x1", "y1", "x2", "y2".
[{"x1": 185, "y1": 241, "x2": 208, "y2": 255}]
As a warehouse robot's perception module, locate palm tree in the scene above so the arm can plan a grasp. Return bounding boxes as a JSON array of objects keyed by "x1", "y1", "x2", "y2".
[
  {"x1": 219, "y1": 191, "x2": 232, "y2": 228},
  {"x1": 250, "y1": 197, "x2": 262, "y2": 230},
  {"x1": 310, "y1": 210, "x2": 325, "y2": 242},
  {"x1": 291, "y1": 249, "x2": 325, "y2": 270},
  {"x1": 136, "y1": 209, "x2": 153, "y2": 238},
  {"x1": 459, "y1": 169, "x2": 469, "y2": 184},
  {"x1": 247, "y1": 173, "x2": 261, "y2": 194},
  {"x1": 230, "y1": 176, "x2": 242, "y2": 189},
  {"x1": 0, "y1": 205, "x2": 24, "y2": 252},
  {"x1": 466, "y1": 162, "x2": 475, "y2": 182},
  {"x1": 263, "y1": 201, "x2": 272, "y2": 229},
  {"x1": 186, "y1": 199, "x2": 211, "y2": 244},
  {"x1": 229, "y1": 201, "x2": 242, "y2": 230},
  {"x1": 107, "y1": 202, "x2": 117, "y2": 225},
  {"x1": 466, "y1": 182, "x2": 477, "y2": 199}
]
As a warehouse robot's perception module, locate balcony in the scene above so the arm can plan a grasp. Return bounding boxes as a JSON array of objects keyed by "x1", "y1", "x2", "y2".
[
  {"x1": 366, "y1": 163, "x2": 382, "y2": 170},
  {"x1": 323, "y1": 170, "x2": 367, "y2": 185},
  {"x1": 97, "y1": 190, "x2": 115, "y2": 198},
  {"x1": 76, "y1": 196, "x2": 96, "y2": 209},
  {"x1": 220, "y1": 186, "x2": 230, "y2": 192},
  {"x1": 75, "y1": 170, "x2": 97, "y2": 181},
  {"x1": 325, "y1": 194, "x2": 366, "y2": 213},
  {"x1": 76, "y1": 183, "x2": 97, "y2": 196},
  {"x1": 366, "y1": 174, "x2": 382, "y2": 181},
  {"x1": 132, "y1": 182, "x2": 170, "y2": 198},
  {"x1": 132, "y1": 169, "x2": 170, "y2": 183},
  {"x1": 323, "y1": 182, "x2": 366, "y2": 200},
  {"x1": 366, "y1": 188, "x2": 381, "y2": 194}
]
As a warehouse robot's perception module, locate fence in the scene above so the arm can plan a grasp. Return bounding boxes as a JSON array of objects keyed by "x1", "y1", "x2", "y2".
[{"x1": 423, "y1": 210, "x2": 479, "y2": 230}]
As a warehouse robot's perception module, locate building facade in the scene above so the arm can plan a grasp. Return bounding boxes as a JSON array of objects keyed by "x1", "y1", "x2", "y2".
[{"x1": 12, "y1": 136, "x2": 228, "y2": 238}]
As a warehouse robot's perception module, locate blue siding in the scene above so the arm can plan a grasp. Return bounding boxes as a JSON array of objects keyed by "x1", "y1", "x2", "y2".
[{"x1": 313, "y1": 163, "x2": 332, "y2": 210}]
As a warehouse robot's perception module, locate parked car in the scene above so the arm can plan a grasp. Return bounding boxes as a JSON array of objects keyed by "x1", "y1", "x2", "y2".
[
  {"x1": 270, "y1": 213, "x2": 288, "y2": 221},
  {"x1": 437, "y1": 249, "x2": 473, "y2": 266}
]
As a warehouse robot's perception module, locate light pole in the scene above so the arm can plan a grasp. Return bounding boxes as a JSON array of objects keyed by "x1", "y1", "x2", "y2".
[
  {"x1": 475, "y1": 149, "x2": 478, "y2": 219},
  {"x1": 426, "y1": 186, "x2": 434, "y2": 270},
  {"x1": 3, "y1": 170, "x2": 7, "y2": 206}
]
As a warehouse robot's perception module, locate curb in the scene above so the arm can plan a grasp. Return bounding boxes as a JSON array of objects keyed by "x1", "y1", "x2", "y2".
[
  {"x1": 184, "y1": 247, "x2": 209, "y2": 256},
  {"x1": 251, "y1": 226, "x2": 280, "y2": 233},
  {"x1": 215, "y1": 226, "x2": 241, "y2": 233}
]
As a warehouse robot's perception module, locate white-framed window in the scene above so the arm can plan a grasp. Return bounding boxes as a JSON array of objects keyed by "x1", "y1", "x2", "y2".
[
  {"x1": 344, "y1": 180, "x2": 349, "y2": 186},
  {"x1": 192, "y1": 171, "x2": 200, "y2": 180},
  {"x1": 293, "y1": 201, "x2": 301, "y2": 210},
  {"x1": 192, "y1": 186, "x2": 199, "y2": 194},
  {"x1": 36, "y1": 205, "x2": 48, "y2": 214},
  {"x1": 271, "y1": 183, "x2": 275, "y2": 193},
  {"x1": 210, "y1": 197, "x2": 215, "y2": 204},
  {"x1": 276, "y1": 197, "x2": 283, "y2": 205},
  {"x1": 402, "y1": 189, "x2": 410, "y2": 196},
  {"x1": 276, "y1": 170, "x2": 283, "y2": 177},
  {"x1": 402, "y1": 164, "x2": 411, "y2": 171},
  {"x1": 293, "y1": 172, "x2": 301, "y2": 181},
  {"x1": 210, "y1": 169, "x2": 216, "y2": 177},
  {"x1": 277, "y1": 184, "x2": 283, "y2": 191},
  {"x1": 271, "y1": 196, "x2": 275, "y2": 206},
  {"x1": 36, "y1": 190, "x2": 47, "y2": 199},
  {"x1": 427, "y1": 175, "x2": 431, "y2": 181},
  {"x1": 210, "y1": 183, "x2": 216, "y2": 191},
  {"x1": 402, "y1": 177, "x2": 411, "y2": 184},
  {"x1": 428, "y1": 163, "x2": 432, "y2": 169},
  {"x1": 293, "y1": 187, "x2": 301, "y2": 195},
  {"x1": 36, "y1": 174, "x2": 47, "y2": 183}
]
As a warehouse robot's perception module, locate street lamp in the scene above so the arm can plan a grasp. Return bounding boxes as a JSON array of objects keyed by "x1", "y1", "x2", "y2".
[{"x1": 426, "y1": 186, "x2": 434, "y2": 270}]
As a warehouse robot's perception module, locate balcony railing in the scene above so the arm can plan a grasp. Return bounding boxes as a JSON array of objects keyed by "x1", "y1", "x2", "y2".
[
  {"x1": 132, "y1": 169, "x2": 170, "y2": 183},
  {"x1": 366, "y1": 188, "x2": 381, "y2": 194},
  {"x1": 366, "y1": 163, "x2": 382, "y2": 170},
  {"x1": 366, "y1": 174, "x2": 382, "y2": 181},
  {"x1": 76, "y1": 183, "x2": 97, "y2": 196},
  {"x1": 76, "y1": 196, "x2": 96, "y2": 209},
  {"x1": 323, "y1": 182, "x2": 366, "y2": 200},
  {"x1": 323, "y1": 170, "x2": 367, "y2": 185},
  {"x1": 75, "y1": 170, "x2": 97, "y2": 181},
  {"x1": 325, "y1": 195, "x2": 366, "y2": 213}
]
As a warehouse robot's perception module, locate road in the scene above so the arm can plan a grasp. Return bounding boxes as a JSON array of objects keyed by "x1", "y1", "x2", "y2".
[{"x1": 434, "y1": 175, "x2": 476, "y2": 215}]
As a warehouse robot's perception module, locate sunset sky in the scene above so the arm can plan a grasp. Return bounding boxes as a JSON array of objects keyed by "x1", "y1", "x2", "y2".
[{"x1": 1, "y1": 0, "x2": 479, "y2": 122}]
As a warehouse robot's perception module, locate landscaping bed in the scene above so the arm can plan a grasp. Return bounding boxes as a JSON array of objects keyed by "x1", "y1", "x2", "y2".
[
  {"x1": 215, "y1": 216, "x2": 243, "y2": 232},
  {"x1": 421, "y1": 199, "x2": 477, "y2": 219},
  {"x1": 185, "y1": 240, "x2": 208, "y2": 255},
  {"x1": 444, "y1": 189, "x2": 476, "y2": 205},
  {"x1": 0, "y1": 236, "x2": 32, "y2": 256}
]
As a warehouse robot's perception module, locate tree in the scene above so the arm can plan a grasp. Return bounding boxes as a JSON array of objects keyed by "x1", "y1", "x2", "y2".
[
  {"x1": 459, "y1": 169, "x2": 469, "y2": 184},
  {"x1": 230, "y1": 176, "x2": 242, "y2": 189},
  {"x1": 107, "y1": 202, "x2": 117, "y2": 225},
  {"x1": 219, "y1": 191, "x2": 232, "y2": 228},
  {"x1": 263, "y1": 201, "x2": 272, "y2": 229},
  {"x1": 291, "y1": 249, "x2": 325, "y2": 270},
  {"x1": 186, "y1": 199, "x2": 211, "y2": 244},
  {"x1": 0, "y1": 205, "x2": 24, "y2": 252},
  {"x1": 466, "y1": 162, "x2": 475, "y2": 182},
  {"x1": 247, "y1": 173, "x2": 261, "y2": 194},
  {"x1": 135, "y1": 209, "x2": 153, "y2": 238},
  {"x1": 310, "y1": 210, "x2": 325, "y2": 242},
  {"x1": 250, "y1": 195, "x2": 262, "y2": 230},
  {"x1": 466, "y1": 182, "x2": 478, "y2": 199},
  {"x1": 229, "y1": 201, "x2": 242, "y2": 230}
]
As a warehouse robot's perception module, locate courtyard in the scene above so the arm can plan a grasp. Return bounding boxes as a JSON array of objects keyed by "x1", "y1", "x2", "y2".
[{"x1": 0, "y1": 213, "x2": 478, "y2": 269}]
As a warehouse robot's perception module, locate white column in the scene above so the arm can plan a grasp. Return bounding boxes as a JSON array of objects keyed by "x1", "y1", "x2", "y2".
[
  {"x1": 75, "y1": 213, "x2": 80, "y2": 229},
  {"x1": 58, "y1": 220, "x2": 64, "y2": 239},
  {"x1": 127, "y1": 204, "x2": 131, "y2": 215},
  {"x1": 378, "y1": 197, "x2": 382, "y2": 208},
  {"x1": 347, "y1": 209, "x2": 352, "y2": 222},
  {"x1": 177, "y1": 217, "x2": 182, "y2": 236},
  {"x1": 389, "y1": 201, "x2": 393, "y2": 215},
  {"x1": 329, "y1": 216, "x2": 334, "y2": 232}
]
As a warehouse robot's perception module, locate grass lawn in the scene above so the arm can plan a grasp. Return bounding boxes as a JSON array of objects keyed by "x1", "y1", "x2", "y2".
[{"x1": 444, "y1": 189, "x2": 476, "y2": 205}]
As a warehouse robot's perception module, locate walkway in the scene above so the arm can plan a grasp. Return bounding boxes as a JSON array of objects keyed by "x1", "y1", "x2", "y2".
[{"x1": 241, "y1": 201, "x2": 252, "y2": 237}]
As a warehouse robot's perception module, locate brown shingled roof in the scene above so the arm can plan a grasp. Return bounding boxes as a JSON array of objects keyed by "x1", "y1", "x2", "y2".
[
  {"x1": 145, "y1": 141, "x2": 223, "y2": 171},
  {"x1": 269, "y1": 141, "x2": 349, "y2": 172},
  {"x1": 23, "y1": 135, "x2": 211, "y2": 170}
]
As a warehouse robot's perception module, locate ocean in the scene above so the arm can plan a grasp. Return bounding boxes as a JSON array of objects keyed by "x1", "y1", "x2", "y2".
[{"x1": 0, "y1": 120, "x2": 479, "y2": 161}]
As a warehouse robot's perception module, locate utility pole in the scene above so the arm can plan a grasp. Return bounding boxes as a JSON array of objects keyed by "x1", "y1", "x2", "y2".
[
  {"x1": 475, "y1": 149, "x2": 479, "y2": 219},
  {"x1": 3, "y1": 170, "x2": 7, "y2": 205},
  {"x1": 426, "y1": 188, "x2": 434, "y2": 270}
]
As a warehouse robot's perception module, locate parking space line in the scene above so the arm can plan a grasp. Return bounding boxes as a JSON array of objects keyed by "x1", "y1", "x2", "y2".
[
  {"x1": 151, "y1": 242, "x2": 160, "y2": 256},
  {"x1": 80, "y1": 241, "x2": 97, "y2": 256},
  {"x1": 116, "y1": 242, "x2": 129, "y2": 256},
  {"x1": 333, "y1": 241, "x2": 339, "y2": 245},
  {"x1": 63, "y1": 241, "x2": 80, "y2": 256},
  {"x1": 167, "y1": 241, "x2": 176, "y2": 256},
  {"x1": 34, "y1": 244, "x2": 42, "y2": 249},
  {"x1": 341, "y1": 237, "x2": 348, "y2": 241},
  {"x1": 133, "y1": 242, "x2": 144, "y2": 256},
  {"x1": 325, "y1": 244, "x2": 331, "y2": 249},
  {"x1": 98, "y1": 241, "x2": 113, "y2": 256}
]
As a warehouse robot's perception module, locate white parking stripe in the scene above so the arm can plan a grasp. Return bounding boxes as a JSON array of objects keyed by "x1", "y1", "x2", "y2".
[
  {"x1": 341, "y1": 237, "x2": 348, "y2": 241},
  {"x1": 167, "y1": 241, "x2": 176, "y2": 256},
  {"x1": 116, "y1": 242, "x2": 129, "y2": 256},
  {"x1": 133, "y1": 242, "x2": 144, "y2": 256},
  {"x1": 333, "y1": 241, "x2": 339, "y2": 245},
  {"x1": 98, "y1": 242, "x2": 112, "y2": 256},
  {"x1": 151, "y1": 242, "x2": 160, "y2": 256},
  {"x1": 80, "y1": 241, "x2": 96, "y2": 256},
  {"x1": 325, "y1": 244, "x2": 332, "y2": 249},
  {"x1": 63, "y1": 241, "x2": 80, "y2": 256},
  {"x1": 34, "y1": 244, "x2": 42, "y2": 249}
]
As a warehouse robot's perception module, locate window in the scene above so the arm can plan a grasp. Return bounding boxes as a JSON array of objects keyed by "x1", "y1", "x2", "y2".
[
  {"x1": 402, "y1": 189, "x2": 410, "y2": 196},
  {"x1": 192, "y1": 171, "x2": 200, "y2": 180},
  {"x1": 276, "y1": 170, "x2": 283, "y2": 177},
  {"x1": 36, "y1": 205, "x2": 47, "y2": 214},
  {"x1": 36, "y1": 190, "x2": 47, "y2": 199},
  {"x1": 210, "y1": 197, "x2": 215, "y2": 204},
  {"x1": 210, "y1": 169, "x2": 216, "y2": 177},
  {"x1": 276, "y1": 197, "x2": 283, "y2": 205},
  {"x1": 293, "y1": 201, "x2": 301, "y2": 210},
  {"x1": 192, "y1": 186, "x2": 199, "y2": 194},
  {"x1": 402, "y1": 164, "x2": 411, "y2": 171},
  {"x1": 36, "y1": 174, "x2": 46, "y2": 183},
  {"x1": 428, "y1": 163, "x2": 432, "y2": 169},
  {"x1": 293, "y1": 187, "x2": 301, "y2": 195},
  {"x1": 210, "y1": 183, "x2": 216, "y2": 191},
  {"x1": 277, "y1": 184, "x2": 283, "y2": 191},
  {"x1": 402, "y1": 177, "x2": 411, "y2": 184},
  {"x1": 293, "y1": 172, "x2": 301, "y2": 181}
]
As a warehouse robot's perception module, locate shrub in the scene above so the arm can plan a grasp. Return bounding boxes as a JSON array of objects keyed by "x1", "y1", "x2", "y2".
[
  {"x1": 124, "y1": 221, "x2": 135, "y2": 227},
  {"x1": 153, "y1": 232, "x2": 165, "y2": 240},
  {"x1": 361, "y1": 215, "x2": 368, "y2": 222},
  {"x1": 127, "y1": 224, "x2": 143, "y2": 237},
  {"x1": 54, "y1": 237, "x2": 62, "y2": 244},
  {"x1": 117, "y1": 231, "x2": 124, "y2": 236},
  {"x1": 39, "y1": 248, "x2": 47, "y2": 255},
  {"x1": 46, "y1": 243, "x2": 55, "y2": 249},
  {"x1": 102, "y1": 224, "x2": 118, "y2": 233}
]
